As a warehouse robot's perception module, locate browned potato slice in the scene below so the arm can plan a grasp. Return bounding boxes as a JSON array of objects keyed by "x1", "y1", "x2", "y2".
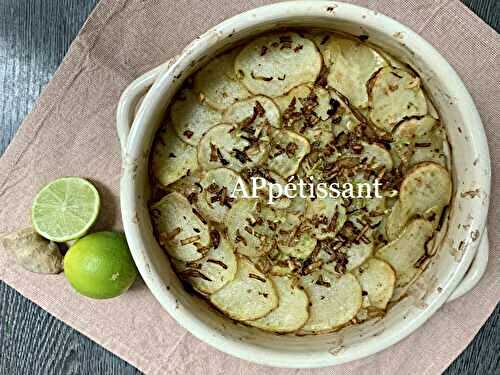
[
  {"x1": 171, "y1": 89, "x2": 222, "y2": 145},
  {"x1": 377, "y1": 218, "x2": 434, "y2": 287},
  {"x1": 305, "y1": 196, "x2": 346, "y2": 240},
  {"x1": 392, "y1": 115, "x2": 446, "y2": 167},
  {"x1": 151, "y1": 192, "x2": 210, "y2": 262},
  {"x1": 171, "y1": 238, "x2": 237, "y2": 294},
  {"x1": 198, "y1": 124, "x2": 269, "y2": 172},
  {"x1": 194, "y1": 48, "x2": 251, "y2": 111},
  {"x1": 165, "y1": 172, "x2": 202, "y2": 197},
  {"x1": 246, "y1": 275, "x2": 309, "y2": 332},
  {"x1": 274, "y1": 84, "x2": 312, "y2": 114},
  {"x1": 235, "y1": 32, "x2": 322, "y2": 97},
  {"x1": 346, "y1": 242, "x2": 374, "y2": 271},
  {"x1": 274, "y1": 84, "x2": 359, "y2": 140},
  {"x1": 210, "y1": 256, "x2": 278, "y2": 321},
  {"x1": 300, "y1": 271, "x2": 362, "y2": 333},
  {"x1": 369, "y1": 67, "x2": 428, "y2": 132},
  {"x1": 319, "y1": 241, "x2": 373, "y2": 275},
  {"x1": 322, "y1": 35, "x2": 387, "y2": 108},
  {"x1": 226, "y1": 200, "x2": 276, "y2": 257},
  {"x1": 222, "y1": 95, "x2": 281, "y2": 128},
  {"x1": 151, "y1": 125, "x2": 198, "y2": 186},
  {"x1": 352, "y1": 258, "x2": 395, "y2": 309},
  {"x1": 358, "y1": 141, "x2": 393, "y2": 170},
  {"x1": 196, "y1": 168, "x2": 248, "y2": 223},
  {"x1": 266, "y1": 129, "x2": 310, "y2": 178},
  {"x1": 386, "y1": 162, "x2": 451, "y2": 240},
  {"x1": 278, "y1": 232, "x2": 317, "y2": 261},
  {"x1": 274, "y1": 84, "x2": 331, "y2": 122}
]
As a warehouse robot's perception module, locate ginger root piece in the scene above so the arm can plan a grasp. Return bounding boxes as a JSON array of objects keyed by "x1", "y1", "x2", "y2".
[{"x1": 1, "y1": 227, "x2": 63, "y2": 274}]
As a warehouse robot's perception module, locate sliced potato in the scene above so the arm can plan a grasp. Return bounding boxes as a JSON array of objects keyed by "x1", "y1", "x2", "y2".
[
  {"x1": 320, "y1": 240, "x2": 372, "y2": 274},
  {"x1": 352, "y1": 258, "x2": 395, "y2": 309},
  {"x1": 210, "y1": 256, "x2": 278, "y2": 321},
  {"x1": 172, "y1": 238, "x2": 237, "y2": 294},
  {"x1": 359, "y1": 141, "x2": 393, "y2": 170},
  {"x1": 274, "y1": 84, "x2": 359, "y2": 138},
  {"x1": 426, "y1": 95, "x2": 440, "y2": 119},
  {"x1": 392, "y1": 116, "x2": 446, "y2": 167},
  {"x1": 151, "y1": 192, "x2": 209, "y2": 262},
  {"x1": 309, "y1": 86, "x2": 333, "y2": 121},
  {"x1": 346, "y1": 242, "x2": 374, "y2": 271},
  {"x1": 198, "y1": 124, "x2": 269, "y2": 172},
  {"x1": 196, "y1": 168, "x2": 248, "y2": 223},
  {"x1": 278, "y1": 232, "x2": 317, "y2": 260},
  {"x1": 286, "y1": 194, "x2": 308, "y2": 215},
  {"x1": 300, "y1": 271, "x2": 362, "y2": 333},
  {"x1": 226, "y1": 200, "x2": 276, "y2": 257},
  {"x1": 266, "y1": 129, "x2": 310, "y2": 178},
  {"x1": 171, "y1": 89, "x2": 223, "y2": 145},
  {"x1": 309, "y1": 31, "x2": 334, "y2": 61},
  {"x1": 274, "y1": 84, "x2": 312, "y2": 114},
  {"x1": 322, "y1": 34, "x2": 386, "y2": 108},
  {"x1": 386, "y1": 162, "x2": 451, "y2": 240},
  {"x1": 166, "y1": 172, "x2": 202, "y2": 197},
  {"x1": 223, "y1": 95, "x2": 281, "y2": 128},
  {"x1": 410, "y1": 126, "x2": 447, "y2": 167},
  {"x1": 392, "y1": 115, "x2": 436, "y2": 165},
  {"x1": 151, "y1": 125, "x2": 198, "y2": 186},
  {"x1": 371, "y1": 45, "x2": 410, "y2": 72},
  {"x1": 348, "y1": 191, "x2": 386, "y2": 223},
  {"x1": 393, "y1": 115, "x2": 435, "y2": 142},
  {"x1": 275, "y1": 84, "x2": 331, "y2": 122},
  {"x1": 303, "y1": 128, "x2": 335, "y2": 150},
  {"x1": 376, "y1": 218, "x2": 434, "y2": 287},
  {"x1": 275, "y1": 84, "x2": 336, "y2": 149},
  {"x1": 305, "y1": 196, "x2": 346, "y2": 240},
  {"x1": 240, "y1": 166, "x2": 292, "y2": 208},
  {"x1": 384, "y1": 200, "x2": 403, "y2": 241},
  {"x1": 275, "y1": 210, "x2": 301, "y2": 232},
  {"x1": 369, "y1": 67, "x2": 428, "y2": 132},
  {"x1": 328, "y1": 89, "x2": 362, "y2": 134},
  {"x1": 269, "y1": 264, "x2": 293, "y2": 277},
  {"x1": 246, "y1": 275, "x2": 309, "y2": 332},
  {"x1": 235, "y1": 32, "x2": 322, "y2": 97},
  {"x1": 194, "y1": 49, "x2": 251, "y2": 111}
]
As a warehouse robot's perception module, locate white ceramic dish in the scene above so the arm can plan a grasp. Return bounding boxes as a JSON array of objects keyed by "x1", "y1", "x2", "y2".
[{"x1": 116, "y1": 1, "x2": 491, "y2": 368}]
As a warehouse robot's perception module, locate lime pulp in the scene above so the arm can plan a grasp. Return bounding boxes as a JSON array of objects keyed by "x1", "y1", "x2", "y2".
[{"x1": 31, "y1": 177, "x2": 100, "y2": 242}]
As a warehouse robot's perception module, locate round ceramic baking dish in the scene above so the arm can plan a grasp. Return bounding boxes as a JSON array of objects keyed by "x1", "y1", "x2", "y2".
[{"x1": 117, "y1": 1, "x2": 491, "y2": 368}]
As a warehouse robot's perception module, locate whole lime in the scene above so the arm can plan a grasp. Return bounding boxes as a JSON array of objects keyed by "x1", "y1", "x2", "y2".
[{"x1": 64, "y1": 231, "x2": 138, "y2": 299}]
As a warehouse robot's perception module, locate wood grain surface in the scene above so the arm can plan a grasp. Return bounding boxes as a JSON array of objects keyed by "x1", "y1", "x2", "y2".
[{"x1": 0, "y1": 0, "x2": 498, "y2": 373}]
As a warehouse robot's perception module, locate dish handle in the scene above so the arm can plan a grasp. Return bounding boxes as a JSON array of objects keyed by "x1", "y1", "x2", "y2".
[
  {"x1": 116, "y1": 61, "x2": 173, "y2": 158},
  {"x1": 116, "y1": 65, "x2": 489, "y2": 303},
  {"x1": 446, "y1": 229, "x2": 489, "y2": 302}
]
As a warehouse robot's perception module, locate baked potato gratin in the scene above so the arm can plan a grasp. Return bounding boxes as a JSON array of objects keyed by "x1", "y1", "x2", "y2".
[{"x1": 148, "y1": 30, "x2": 452, "y2": 334}]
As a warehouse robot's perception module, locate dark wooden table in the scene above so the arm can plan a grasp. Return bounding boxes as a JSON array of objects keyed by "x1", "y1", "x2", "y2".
[{"x1": 0, "y1": 0, "x2": 498, "y2": 373}]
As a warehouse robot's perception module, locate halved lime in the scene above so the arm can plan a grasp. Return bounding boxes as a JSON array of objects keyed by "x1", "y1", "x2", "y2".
[{"x1": 32, "y1": 177, "x2": 100, "y2": 242}]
